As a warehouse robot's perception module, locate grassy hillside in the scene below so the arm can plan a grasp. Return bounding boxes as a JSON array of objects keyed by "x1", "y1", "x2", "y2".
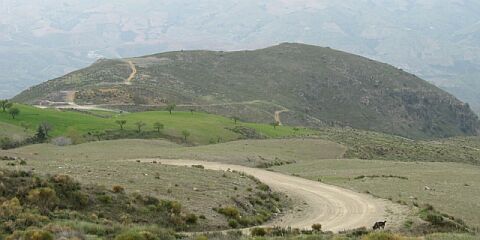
[
  {"x1": 0, "y1": 122, "x2": 30, "y2": 141},
  {"x1": 0, "y1": 104, "x2": 314, "y2": 145},
  {"x1": 0, "y1": 167, "x2": 287, "y2": 239},
  {"x1": 13, "y1": 43, "x2": 480, "y2": 139},
  {"x1": 4, "y1": 138, "x2": 480, "y2": 231}
]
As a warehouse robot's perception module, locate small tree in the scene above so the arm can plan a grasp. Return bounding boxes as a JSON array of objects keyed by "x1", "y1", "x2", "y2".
[
  {"x1": 0, "y1": 100, "x2": 12, "y2": 112},
  {"x1": 36, "y1": 125, "x2": 47, "y2": 142},
  {"x1": 232, "y1": 116, "x2": 240, "y2": 124},
  {"x1": 153, "y1": 122, "x2": 164, "y2": 133},
  {"x1": 8, "y1": 107, "x2": 20, "y2": 119},
  {"x1": 166, "y1": 103, "x2": 176, "y2": 114},
  {"x1": 271, "y1": 121, "x2": 280, "y2": 129},
  {"x1": 115, "y1": 120, "x2": 127, "y2": 130},
  {"x1": 182, "y1": 130, "x2": 190, "y2": 142},
  {"x1": 40, "y1": 122, "x2": 53, "y2": 136},
  {"x1": 135, "y1": 121, "x2": 146, "y2": 133}
]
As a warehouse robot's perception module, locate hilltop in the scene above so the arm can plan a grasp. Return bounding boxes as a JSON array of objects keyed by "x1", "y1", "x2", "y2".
[{"x1": 13, "y1": 43, "x2": 480, "y2": 139}]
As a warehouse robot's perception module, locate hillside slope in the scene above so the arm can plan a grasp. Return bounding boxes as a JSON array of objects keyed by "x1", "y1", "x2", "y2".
[{"x1": 14, "y1": 43, "x2": 480, "y2": 139}]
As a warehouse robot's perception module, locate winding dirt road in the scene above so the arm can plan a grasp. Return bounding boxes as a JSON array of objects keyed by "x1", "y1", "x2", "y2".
[
  {"x1": 124, "y1": 60, "x2": 137, "y2": 85},
  {"x1": 274, "y1": 109, "x2": 289, "y2": 125},
  {"x1": 138, "y1": 159, "x2": 406, "y2": 232}
]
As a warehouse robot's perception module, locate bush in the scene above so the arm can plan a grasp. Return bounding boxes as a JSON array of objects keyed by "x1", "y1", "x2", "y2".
[
  {"x1": 0, "y1": 197, "x2": 22, "y2": 218},
  {"x1": 228, "y1": 219, "x2": 238, "y2": 228},
  {"x1": 218, "y1": 206, "x2": 240, "y2": 218},
  {"x1": 185, "y1": 213, "x2": 198, "y2": 224},
  {"x1": 27, "y1": 188, "x2": 58, "y2": 213},
  {"x1": 51, "y1": 174, "x2": 80, "y2": 192},
  {"x1": 312, "y1": 223, "x2": 322, "y2": 232},
  {"x1": 250, "y1": 227, "x2": 267, "y2": 237},
  {"x1": 23, "y1": 229, "x2": 54, "y2": 240},
  {"x1": 112, "y1": 185, "x2": 125, "y2": 193},
  {"x1": 426, "y1": 213, "x2": 444, "y2": 225}
]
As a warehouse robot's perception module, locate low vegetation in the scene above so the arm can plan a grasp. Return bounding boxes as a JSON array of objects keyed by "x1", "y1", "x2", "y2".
[{"x1": 0, "y1": 169, "x2": 195, "y2": 239}]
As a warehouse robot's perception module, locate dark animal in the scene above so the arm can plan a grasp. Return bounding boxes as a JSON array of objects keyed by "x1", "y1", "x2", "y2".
[{"x1": 373, "y1": 221, "x2": 386, "y2": 230}]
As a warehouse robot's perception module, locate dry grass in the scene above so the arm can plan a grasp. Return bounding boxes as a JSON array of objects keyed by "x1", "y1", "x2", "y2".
[
  {"x1": 3, "y1": 138, "x2": 480, "y2": 230},
  {"x1": 0, "y1": 150, "x2": 280, "y2": 229},
  {"x1": 273, "y1": 159, "x2": 480, "y2": 230}
]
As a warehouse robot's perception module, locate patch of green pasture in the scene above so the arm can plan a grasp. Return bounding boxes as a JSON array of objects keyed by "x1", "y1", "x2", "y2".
[{"x1": 0, "y1": 104, "x2": 317, "y2": 144}]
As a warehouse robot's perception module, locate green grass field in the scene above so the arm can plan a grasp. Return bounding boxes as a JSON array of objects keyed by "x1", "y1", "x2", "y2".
[{"x1": 0, "y1": 104, "x2": 315, "y2": 145}]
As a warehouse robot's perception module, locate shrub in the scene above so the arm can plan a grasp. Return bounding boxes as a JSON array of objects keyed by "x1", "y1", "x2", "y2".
[
  {"x1": 250, "y1": 227, "x2": 267, "y2": 237},
  {"x1": 218, "y1": 206, "x2": 240, "y2": 218},
  {"x1": 228, "y1": 219, "x2": 238, "y2": 228},
  {"x1": 0, "y1": 197, "x2": 22, "y2": 218},
  {"x1": 27, "y1": 188, "x2": 58, "y2": 213},
  {"x1": 312, "y1": 223, "x2": 322, "y2": 232},
  {"x1": 185, "y1": 213, "x2": 198, "y2": 224},
  {"x1": 51, "y1": 174, "x2": 80, "y2": 192},
  {"x1": 23, "y1": 229, "x2": 54, "y2": 240},
  {"x1": 112, "y1": 185, "x2": 125, "y2": 193},
  {"x1": 425, "y1": 213, "x2": 444, "y2": 225}
]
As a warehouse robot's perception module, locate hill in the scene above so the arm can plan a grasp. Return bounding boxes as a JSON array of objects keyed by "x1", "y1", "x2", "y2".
[{"x1": 13, "y1": 43, "x2": 480, "y2": 139}]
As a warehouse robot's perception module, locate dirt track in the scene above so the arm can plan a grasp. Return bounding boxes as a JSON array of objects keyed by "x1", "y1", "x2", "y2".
[
  {"x1": 274, "y1": 109, "x2": 289, "y2": 125},
  {"x1": 139, "y1": 159, "x2": 407, "y2": 232},
  {"x1": 124, "y1": 60, "x2": 137, "y2": 85}
]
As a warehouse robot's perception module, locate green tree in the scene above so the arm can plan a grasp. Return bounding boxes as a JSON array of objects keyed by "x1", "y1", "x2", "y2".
[
  {"x1": 166, "y1": 103, "x2": 176, "y2": 114},
  {"x1": 232, "y1": 116, "x2": 240, "y2": 124},
  {"x1": 153, "y1": 122, "x2": 164, "y2": 133},
  {"x1": 0, "y1": 100, "x2": 12, "y2": 112},
  {"x1": 40, "y1": 122, "x2": 53, "y2": 136},
  {"x1": 8, "y1": 107, "x2": 20, "y2": 119},
  {"x1": 35, "y1": 125, "x2": 47, "y2": 142},
  {"x1": 115, "y1": 120, "x2": 127, "y2": 130},
  {"x1": 182, "y1": 130, "x2": 190, "y2": 142},
  {"x1": 135, "y1": 121, "x2": 146, "y2": 133}
]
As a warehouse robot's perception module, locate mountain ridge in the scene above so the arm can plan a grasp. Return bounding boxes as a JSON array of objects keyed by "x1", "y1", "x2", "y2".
[{"x1": 13, "y1": 43, "x2": 480, "y2": 139}]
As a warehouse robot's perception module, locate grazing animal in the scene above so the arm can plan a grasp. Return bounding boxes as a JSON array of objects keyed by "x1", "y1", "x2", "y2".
[{"x1": 373, "y1": 221, "x2": 387, "y2": 230}]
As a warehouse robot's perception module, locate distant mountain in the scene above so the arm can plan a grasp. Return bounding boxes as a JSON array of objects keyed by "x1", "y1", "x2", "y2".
[
  {"x1": 14, "y1": 43, "x2": 480, "y2": 139},
  {"x1": 1, "y1": 0, "x2": 480, "y2": 112}
]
